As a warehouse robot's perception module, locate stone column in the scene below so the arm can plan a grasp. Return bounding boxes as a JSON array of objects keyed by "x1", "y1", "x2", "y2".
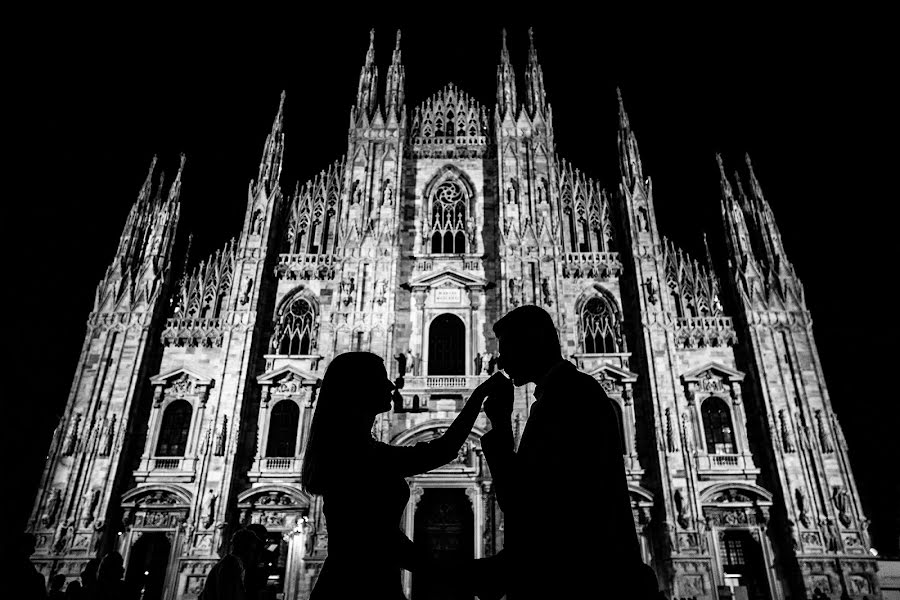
[{"x1": 466, "y1": 485, "x2": 483, "y2": 559}]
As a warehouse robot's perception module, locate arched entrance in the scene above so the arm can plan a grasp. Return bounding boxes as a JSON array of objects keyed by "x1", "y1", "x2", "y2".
[
  {"x1": 413, "y1": 488, "x2": 474, "y2": 600},
  {"x1": 428, "y1": 314, "x2": 465, "y2": 375},
  {"x1": 125, "y1": 531, "x2": 171, "y2": 600},
  {"x1": 719, "y1": 529, "x2": 770, "y2": 600}
]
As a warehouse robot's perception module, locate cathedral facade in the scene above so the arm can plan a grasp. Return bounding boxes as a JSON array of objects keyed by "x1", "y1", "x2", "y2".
[{"x1": 28, "y1": 29, "x2": 880, "y2": 600}]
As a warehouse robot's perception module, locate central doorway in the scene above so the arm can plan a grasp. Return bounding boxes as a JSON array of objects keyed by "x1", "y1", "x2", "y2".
[
  {"x1": 125, "y1": 531, "x2": 171, "y2": 600},
  {"x1": 428, "y1": 313, "x2": 465, "y2": 375},
  {"x1": 719, "y1": 529, "x2": 770, "y2": 600},
  {"x1": 413, "y1": 488, "x2": 474, "y2": 600}
]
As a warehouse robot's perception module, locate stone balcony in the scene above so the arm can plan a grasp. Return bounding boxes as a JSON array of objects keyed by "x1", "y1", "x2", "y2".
[
  {"x1": 674, "y1": 316, "x2": 738, "y2": 349},
  {"x1": 403, "y1": 375, "x2": 489, "y2": 392},
  {"x1": 134, "y1": 456, "x2": 198, "y2": 483},
  {"x1": 410, "y1": 135, "x2": 488, "y2": 158},
  {"x1": 248, "y1": 457, "x2": 303, "y2": 482},
  {"x1": 560, "y1": 252, "x2": 622, "y2": 279},
  {"x1": 275, "y1": 253, "x2": 341, "y2": 280},
  {"x1": 161, "y1": 317, "x2": 224, "y2": 348},
  {"x1": 695, "y1": 453, "x2": 759, "y2": 480}
]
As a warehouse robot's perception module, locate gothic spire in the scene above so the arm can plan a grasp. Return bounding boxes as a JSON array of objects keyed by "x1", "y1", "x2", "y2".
[
  {"x1": 744, "y1": 153, "x2": 791, "y2": 273},
  {"x1": 718, "y1": 154, "x2": 755, "y2": 268},
  {"x1": 356, "y1": 29, "x2": 379, "y2": 119},
  {"x1": 524, "y1": 27, "x2": 547, "y2": 118},
  {"x1": 255, "y1": 91, "x2": 285, "y2": 197},
  {"x1": 496, "y1": 29, "x2": 517, "y2": 120},
  {"x1": 385, "y1": 29, "x2": 405, "y2": 119},
  {"x1": 617, "y1": 88, "x2": 645, "y2": 191}
]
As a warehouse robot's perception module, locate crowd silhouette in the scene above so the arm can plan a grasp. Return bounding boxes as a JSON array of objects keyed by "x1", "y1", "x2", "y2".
[{"x1": 20, "y1": 306, "x2": 661, "y2": 599}]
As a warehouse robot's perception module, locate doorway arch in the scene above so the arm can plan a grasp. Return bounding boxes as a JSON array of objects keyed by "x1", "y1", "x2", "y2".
[
  {"x1": 125, "y1": 531, "x2": 171, "y2": 600},
  {"x1": 412, "y1": 488, "x2": 474, "y2": 600},
  {"x1": 428, "y1": 313, "x2": 465, "y2": 375}
]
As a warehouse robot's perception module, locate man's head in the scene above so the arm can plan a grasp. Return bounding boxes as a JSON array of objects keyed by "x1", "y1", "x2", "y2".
[
  {"x1": 230, "y1": 528, "x2": 260, "y2": 562},
  {"x1": 493, "y1": 305, "x2": 561, "y2": 386}
]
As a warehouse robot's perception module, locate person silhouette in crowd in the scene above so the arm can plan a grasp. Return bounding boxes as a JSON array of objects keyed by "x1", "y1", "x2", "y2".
[
  {"x1": 81, "y1": 558, "x2": 100, "y2": 600},
  {"x1": 64, "y1": 580, "x2": 82, "y2": 599},
  {"x1": 300, "y1": 351, "x2": 506, "y2": 599},
  {"x1": 244, "y1": 524, "x2": 274, "y2": 600},
  {"x1": 48, "y1": 574, "x2": 66, "y2": 599},
  {"x1": 17, "y1": 532, "x2": 48, "y2": 599},
  {"x1": 470, "y1": 305, "x2": 660, "y2": 600},
  {"x1": 199, "y1": 528, "x2": 260, "y2": 600},
  {"x1": 79, "y1": 558, "x2": 99, "y2": 599},
  {"x1": 95, "y1": 551, "x2": 138, "y2": 600}
]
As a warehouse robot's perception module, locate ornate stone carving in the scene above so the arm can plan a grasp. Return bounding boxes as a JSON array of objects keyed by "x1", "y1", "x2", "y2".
[
  {"x1": 202, "y1": 489, "x2": 217, "y2": 529},
  {"x1": 831, "y1": 486, "x2": 852, "y2": 527},
  {"x1": 81, "y1": 489, "x2": 100, "y2": 527},
  {"x1": 214, "y1": 416, "x2": 228, "y2": 456},
  {"x1": 42, "y1": 488, "x2": 62, "y2": 528},
  {"x1": 815, "y1": 410, "x2": 834, "y2": 453},
  {"x1": 779, "y1": 409, "x2": 795, "y2": 453}
]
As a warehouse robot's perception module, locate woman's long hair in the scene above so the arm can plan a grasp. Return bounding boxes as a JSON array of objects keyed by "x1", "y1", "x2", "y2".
[{"x1": 301, "y1": 352, "x2": 386, "y2": 495}]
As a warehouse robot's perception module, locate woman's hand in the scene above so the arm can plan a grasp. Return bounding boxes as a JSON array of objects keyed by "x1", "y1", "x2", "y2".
[{"x1": 481, "y1": 373, "x2": 514, "y2": 426}]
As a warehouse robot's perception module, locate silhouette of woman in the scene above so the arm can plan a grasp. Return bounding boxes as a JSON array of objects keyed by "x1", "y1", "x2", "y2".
[{"x1": 302, "y1": 352, "x2": 500, "y2": 599}]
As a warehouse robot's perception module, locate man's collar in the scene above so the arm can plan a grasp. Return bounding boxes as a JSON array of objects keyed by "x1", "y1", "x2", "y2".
[{"x1": 532, "y1": 359, "x2": 572, "y2": 403}]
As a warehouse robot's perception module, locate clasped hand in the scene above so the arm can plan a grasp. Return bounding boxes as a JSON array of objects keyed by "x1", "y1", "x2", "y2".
[{"x1": 473, "y1": 372, "x2": 514, "y2": 425}]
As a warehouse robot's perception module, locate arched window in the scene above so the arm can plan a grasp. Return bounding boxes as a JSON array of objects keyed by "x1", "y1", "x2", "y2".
[
  {"x1": 702, "y1": 397, "x2": 736, "y2": 454},
  {"x1": 156, "y1": 400, "x2": 192, "y2": 456},
  {"x1": 581, "y1": 296, "x2": 620, "y2": 353},
  {"x1": 275, "y1": 296, "x2": 316, "y2": 355},
  {"x1": 610, "y1": 399, "x2": 626, "y2": 456},
  {"x1": 266, "y1": 400, "x2": 300, "y2": 457},
  {"x1": 429, "y1": 181, "x2": 468, "y2": 254}
]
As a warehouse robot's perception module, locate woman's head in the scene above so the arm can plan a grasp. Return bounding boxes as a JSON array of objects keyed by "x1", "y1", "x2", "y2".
[{"x1": 301, "y1": 352, "x2": 395, "y2": 494}]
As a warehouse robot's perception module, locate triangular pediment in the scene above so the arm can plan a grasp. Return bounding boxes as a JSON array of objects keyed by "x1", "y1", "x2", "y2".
[
  {"x1": 680, "y1": 361, "x2": 745, "y2": 383},
  {"x1": 257, "y1": 364, "x2": 320, "y2": 386},
  {"x1": 587, "y1": 363, "x2": 640, "y2": 383},
  {"x1": 150, "y1": 366, "x2": 213, "y2": 387},
  {"x1": 406, "y1": 267, "x2": 488, "y2": 290}
]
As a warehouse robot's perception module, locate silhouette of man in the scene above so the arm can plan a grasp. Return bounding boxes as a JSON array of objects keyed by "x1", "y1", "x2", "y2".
[
  {"x1": 475, "y1": 305, "x2": 658, "y2": 599},
  {"x1": 199, "y1": 529, "x2": 260, "y2": 600}
]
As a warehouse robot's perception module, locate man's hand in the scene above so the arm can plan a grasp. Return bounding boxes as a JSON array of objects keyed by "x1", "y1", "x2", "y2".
[{"x1": 480, "y1": 372, "x2": 514, "y2": 426}]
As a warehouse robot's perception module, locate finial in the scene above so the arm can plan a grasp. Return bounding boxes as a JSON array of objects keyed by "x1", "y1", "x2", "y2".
[
  {"x1": 395, "y1": 29, "x2": 401, "y2": 50},
  {"x1": 366, "y1": 29, "x2": 375, "y2": 61},
  {"x1": 528, "y1": 27, "x2": 534, "y2": 45}
]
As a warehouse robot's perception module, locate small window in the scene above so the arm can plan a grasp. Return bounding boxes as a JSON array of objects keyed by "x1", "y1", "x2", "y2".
[
  {"x1": 156, "y1": 400, "x2": 192, "y2": 457},
  {"x1": 266, "y1": 401, "x2": 300, "y2": 458},
  {"x1": 702, "y1": 397, "x2": 736, "y2": 454}
]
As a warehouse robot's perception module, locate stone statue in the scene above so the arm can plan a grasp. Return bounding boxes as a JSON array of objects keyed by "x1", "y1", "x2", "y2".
[
  {"x1": 251, "y1": 208, "x2": 264, "y2": 235},
  {"x1": 832, "y1": 487, "x2": 852, "y2": 527},
  {"x1": 214, "y1": 416, "x2": 228, "y2": 456},
  {"x1": 674, "y1": 489, "x2": 690, "y2": 529},
  {"x1": 795, "y1": 488, "x2": 810, "y2": 527},
  {"x1": 637, "y1": 207, "x2": 649, "y2": 232},
  {"x1": 352, "y1": 179, "x2": 362, "y2": 205},
  {"x1": 385, "y1": 183, "x2": 393, "y2": 206},
  {"x1": 394, "y1": 352, "x2": 407, "y2": 377},
  {"x1": 541, "y1": 277, "x2": 552, "y2": 306},
  {"x1": 665, "y1": 408, "x2": 676, "y2": 453},
  {"x1": 240, "y1": 277, "x2": 253, "y2": 305},
  {"x1": 481, "y1": 352, "x2": 492, "y2": 376},
  {"x1": 202, "y1": 489, "x2": 217, "y2": 529},
  {"x1": 53, "y1": 518, "x2": 74, "y2": 554},
  {"x1": 474, "y1": 352, "x2": 482, "y2": 376},
  {"x1": 405, "y1": 350, "x2": 415, "y2": 376},
  {"x1": 779, "y1": 410, "x2": 795, "y2": 453},
  {"x1": 816, "y1": 410, "x2": 834, "y2": 453},
  {"x1": 99, "y1": 414, "x2": 116, "y2": 457},
  {"x1": 63, "y1": 413, "x2": 81, "y2": 456},
  {"x1": 487, "y1": 354, "x2": 497, "y2": 375},
  {"x1": 82, "y1": 489, "x2": 100, "y2": 527},
  {"x1": 43, "y1": 489, "x2": 62, "y2": 528}
]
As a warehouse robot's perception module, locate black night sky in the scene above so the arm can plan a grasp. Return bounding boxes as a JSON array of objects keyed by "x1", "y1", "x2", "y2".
[{"x1": 10, "y1": 13, "x2": 898, "y2": 556}]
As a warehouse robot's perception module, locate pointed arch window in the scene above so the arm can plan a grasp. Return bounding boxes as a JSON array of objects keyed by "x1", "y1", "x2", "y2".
[
  {"x1": 581, "y1": 296, "x2": 620, "y2": 353},
  {"x1": 429, "y1": 181, "x2": 468, "y2": 254},
  {"x1": 266, "y1": 400, "x2": 300, "y2": 457},
  {"x1": 702, "y1": 397, "x2": 736, "y2": 454},
  {"x1": 275, "y1": 296, "x2": 316, "y2": 355},
  {"x1": 156, "y1": 400, "x2": 193, "y2": 457}
]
